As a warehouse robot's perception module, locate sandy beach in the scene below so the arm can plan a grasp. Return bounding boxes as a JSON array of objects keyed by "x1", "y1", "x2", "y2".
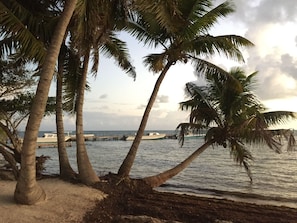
[
  {"x1": 0, "y1": 178, "x2": 105, "y2": 223},
  {"x1": 1, "y1": 176, "x2": 297, "y2": 223}
]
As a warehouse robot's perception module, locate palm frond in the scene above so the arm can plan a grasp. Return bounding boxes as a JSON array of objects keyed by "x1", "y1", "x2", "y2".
[
  {"x1": 229, "y1": 140, "x2": 253, "y2": 181},
  {"x1": 143, "y1": 53, "x2": 168, "y2": 73},
  {"x1": 125, "y1": 16, "x2": 168, "y2": 48},
  {"x1": 262, "y1": 111, "x2": 296, "y2": 127},
  {"x1": 191, "y1": 57, "x2": 229, "y2": 78},
  {"x1": 0, "y1": 0, "x2": 57, "y2": 62},
  {"x1": 187, "y1": 0, "x2": 234, "y2": 35},
  {"x1": 190, "y1": 35, "x2": 253, "y2": 62},
  {"x1": 100, "y1": 35, "x2": 136, "y2": 80},
  {"x1": 176, "y1": 122, "x2": 206, "y2": 146},
  {"x1": 132, "y1": 0, "x2": 182, "y2": 35}
]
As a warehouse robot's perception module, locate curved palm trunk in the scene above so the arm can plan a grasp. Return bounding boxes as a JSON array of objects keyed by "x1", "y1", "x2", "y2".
[
  {"x1": 76, "y1": 51, "x2": 99, "y2": 185},
  {"x1": 143, "y1": 140, "x2": 214, "y2": 188},
  {"x1": 118, "y1": 61, "x2": 173, "y2": 177},
  {"x1": 56, "y1": 55, "x2": 76, "y2": 180},
  {"x1": 14, "y1": 0, "x2": 77, "y2": 205}
]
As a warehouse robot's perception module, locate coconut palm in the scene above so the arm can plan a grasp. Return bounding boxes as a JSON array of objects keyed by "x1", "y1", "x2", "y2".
[
  {"x1": 56, "y1": 45, "x2": 77, "y2": 180},
  {"x1": 118, "y1": 0, "x2": 254, "y2": 177},
  {"x1": 63, "y1": 0, "x2": 135, "y2": 185},
  {"x1": 0, "y1": 0, "x2": 76, "y2": 181},
  {"x1": 143, "y1": 67, "x2": 296, "y2": 188},
  {"x1": 13, "y1": 0, "x2": 77, "y2": 205}
]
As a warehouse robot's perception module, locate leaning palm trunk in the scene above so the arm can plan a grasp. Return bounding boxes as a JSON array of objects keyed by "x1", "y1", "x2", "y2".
[
  {"x1": 76, "y1": 51, "x2": 99, "y2": 185},
  {"x1": 56, "y1": 55, "x2": 76, "y2": 180},
  {"x1": 14, "y1": 0, "x2": 77, "y2": 204},
  {"x1": 143, "y1": 140, "x2": 214, "y2": 188},
  {"x1": 118, "y1": 62, "x2": 173, "y2": 177}
]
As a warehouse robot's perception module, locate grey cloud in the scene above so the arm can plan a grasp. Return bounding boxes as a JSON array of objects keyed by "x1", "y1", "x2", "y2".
[
  {"x1": 156, "y1": 95, "x2": 169, "y2": 103},
  {"x1": 99, "y1": 94, "x2": 108, "y2": 99},
  {"x1": 280, "y1": 54, "x2": 297, "y2": 79},
  {"x1": 248, "y1": 53, "x2": 297, "y2": 100},
  {"x1": 137, "y1": 104, "x2": 146, "y2": 110},
  {"x1": 136, "y1": 95, "x2": 169, "y2": 110},
  {"x1": 230, "y1": 0, "x2": 297, "y2": 25}
]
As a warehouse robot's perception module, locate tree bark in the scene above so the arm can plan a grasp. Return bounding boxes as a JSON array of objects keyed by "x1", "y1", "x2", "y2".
[
  {"x1": 118, "y1": 62, "x2": 173, "y2": 177},
  {"x1": 14, "y1": 0, "x2": 77, "y2": 205},
  {"x1": 76, "y1": 50, "x2": 99, "y2": 185},
  {"x1": 143, "y1": 140, "x2": 213, "y2": 188},
  {"x1": 56, "y1": 51, "x2": 76, "y2": 180}
]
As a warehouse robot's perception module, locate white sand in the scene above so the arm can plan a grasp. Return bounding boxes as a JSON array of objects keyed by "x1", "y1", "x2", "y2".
[{"x1": 0, "y1": 178, "x2": 106, "y2": 223}]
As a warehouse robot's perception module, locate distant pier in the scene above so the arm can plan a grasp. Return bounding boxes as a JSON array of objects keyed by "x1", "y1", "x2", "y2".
[{"x1": 91, "y1": 134, "x2": 178, "y2": 141}]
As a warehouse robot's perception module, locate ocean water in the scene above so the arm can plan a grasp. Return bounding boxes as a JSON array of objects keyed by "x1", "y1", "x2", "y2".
[{"x1": 35, "y1": 130, "x2": 297, "y2": 208}]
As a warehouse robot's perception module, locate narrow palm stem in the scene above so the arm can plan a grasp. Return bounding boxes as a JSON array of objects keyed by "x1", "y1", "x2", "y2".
[
  {"x1": 144, "y1": 140, "x2": 213, "y2": 188},
  {"x1": 118, "y1": 61, "x2": 173, "y2": 177}
]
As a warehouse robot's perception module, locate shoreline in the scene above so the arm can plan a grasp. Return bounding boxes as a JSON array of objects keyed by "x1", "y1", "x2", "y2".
[
  {"x1": 157, "y1": 187, "x2": 297, "y2": 209},
  {"x1": 0, "y1": 177, "x2": 296, "y2": 222},
  {"x1": 85, "y1": 176, "x2": 297, "y2": 223}
]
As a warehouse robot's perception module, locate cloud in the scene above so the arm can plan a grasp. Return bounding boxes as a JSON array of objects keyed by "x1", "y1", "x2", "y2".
[
  {"x1": 217, "y1": 0, "x2": 297, "y2": 105},
  {"x1": 156, "y1": 95, "x2": 169, "y2": 103},
  {"x1": 36, "y1": 109, "x2": 189, "y2": 131},
  {"x1": 99, "y1": 94, "x2": 108, "y2": 99}
]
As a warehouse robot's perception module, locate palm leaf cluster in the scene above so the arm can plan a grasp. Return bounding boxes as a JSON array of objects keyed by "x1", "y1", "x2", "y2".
[
  {"x1": 128, "y1": 0, "x2": 253, "y2": 74},
  {"x1": 0, "y1": 0, "x2": 60, "y2": 62},
  {"x1": 178, "y1": 67, "x2": 296, "y2": 180}
]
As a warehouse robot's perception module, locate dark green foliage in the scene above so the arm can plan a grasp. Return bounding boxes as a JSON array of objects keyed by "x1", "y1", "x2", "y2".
[{"x1": 178, "y1": 67, "x2": 296, "y2": 181}]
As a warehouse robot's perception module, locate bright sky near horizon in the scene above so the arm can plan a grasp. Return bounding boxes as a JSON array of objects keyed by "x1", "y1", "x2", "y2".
[{"x1": 37, "y1": 0, "x2": 297, "y2": 131}]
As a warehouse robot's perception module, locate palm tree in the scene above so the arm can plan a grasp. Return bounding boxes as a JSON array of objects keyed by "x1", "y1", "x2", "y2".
[
  {"x1": 118, "y1": 0, "x2": 254, "y2": 177},
  {"x1": 56, "y1": 45, "x2": 77, "y2": 180},
  {"x1": 0, "y1": 0, "x2": 76, "y2": 181},
  {"x1": 143, "y1": 67, "x2": 296, "y2": 187},
  {"x1": 13, "y1": 0, "x2": 77, "y2": 205},
  {"x1": 64, "y1": 0, "x2": 135, "y2": 185}
]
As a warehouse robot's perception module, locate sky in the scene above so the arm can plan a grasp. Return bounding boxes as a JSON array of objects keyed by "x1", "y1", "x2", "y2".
[{"x1": 37, "y1": 0, "x2": 297, "y2": 131}]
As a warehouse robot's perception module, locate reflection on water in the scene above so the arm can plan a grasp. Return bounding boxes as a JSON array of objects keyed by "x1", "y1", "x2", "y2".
[{"x1": 35, "y1": 131, "x2": 297, "y2": 208}]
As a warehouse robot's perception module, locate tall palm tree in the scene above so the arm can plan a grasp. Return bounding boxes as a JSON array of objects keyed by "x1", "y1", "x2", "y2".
[
  {"x1": 56, "y1": 45, "x2": 77, "y2": 180},
  {"x1": 118, "y1": 0, "x2": 254, "y2": 177},
  {"x1": 14, "y1": 0, "x2": 77, "y2": 205},
  {"x1": 143, "y1": 67, "x2": 296, "y2": 187},
  {"x1": 0, "y1": 0, "x2": 76, "y2": 181},
  {"x1": 64, "y1": 0, "x2": 135, "y2": 185}
]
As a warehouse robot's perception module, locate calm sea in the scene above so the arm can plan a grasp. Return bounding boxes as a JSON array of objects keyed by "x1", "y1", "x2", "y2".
[{"x1": 35, "y1": 130, "x2": 297, "y2": 208}]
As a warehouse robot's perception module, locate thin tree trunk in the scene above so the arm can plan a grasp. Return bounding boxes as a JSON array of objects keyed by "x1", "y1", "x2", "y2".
[
  {"x1": 118, "y1": 61, "x2": 173, "y2": 177},
  {"x1": 14, "y1": 0, "x2": 77, "y2": 205},
  {"x1": 76, "y1": 51, "x2": 99, "y2": 185},
  {"x1": 56, "y1": 52, "x2": 76, "y2": 180},
  {"x1": 143, "y1": 140, "x2": 213, "y2": 188},
  {"x1": 0, "y1": 146, "x2": 18, "y2": 179},
  {"x1": 0, "y1": 122, "x2": 22, "y2": 162}
]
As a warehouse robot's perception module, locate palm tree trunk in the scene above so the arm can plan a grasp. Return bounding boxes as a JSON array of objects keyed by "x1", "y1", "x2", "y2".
[
  {"x1": 143, "y1": 140, "x2": 214, "y2": 188},
  {"x1": 56, "y1": 53, "x2": 76, "y2": 180},
  {"x1": 118, "y1": 61, "x2": 173, "y2": 177},
  {"x1": 14, "y1": 0, "x2": 77, "y2": 205},
  {"x1": 76, "y1": 51, "x2": 99, "y2": 185}
]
